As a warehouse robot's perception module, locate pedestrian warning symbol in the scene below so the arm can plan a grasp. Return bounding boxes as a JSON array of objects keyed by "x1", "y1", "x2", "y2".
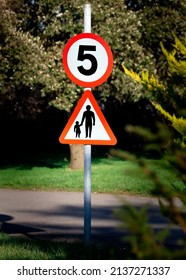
[{"x1": 59, "y1": 90, "x2": 117, "y2": 145}]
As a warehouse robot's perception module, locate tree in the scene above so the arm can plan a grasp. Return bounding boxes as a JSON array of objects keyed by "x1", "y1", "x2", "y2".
[
  {"x1": 0, "y1": 0, "x2": 80, "y2": 119},
  {"x1": 112, "y1": 36, "x2": 186, "y2": 256},
  {"x1": 125, "y1": 34, "x2": 186, "y2": 204},
  {"x1": 136, "y1": 0, "x2": 186, "y2": 77},
  {"x1": 123, "y1": 36, "x2": 186, "y2": 138},
  {"x1": 124, "y1": 0, "x2": 186, "y2": 111},
  {"x1": 18, "y1": 0, "x2": 156, "y2": 104},
  {"x1": 0, "y1": 0, "x2": 157, "y2": 168}
]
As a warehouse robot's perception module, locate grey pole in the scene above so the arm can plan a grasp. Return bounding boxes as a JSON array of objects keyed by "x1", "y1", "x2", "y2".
[
  {"x1": 84, "y1": 3, "x2": 92, "y2": 244},
  {"x1": 84, "y1": 3, "x2": 91, "y2": 33},
  {"x1": 84, "y1": 144, "x2": 91, "y2": 244}
]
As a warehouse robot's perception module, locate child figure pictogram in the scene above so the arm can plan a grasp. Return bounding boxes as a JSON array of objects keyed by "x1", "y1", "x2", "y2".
[{"x1": 74, "y1": 121, "x2": 81, "y2": 138}]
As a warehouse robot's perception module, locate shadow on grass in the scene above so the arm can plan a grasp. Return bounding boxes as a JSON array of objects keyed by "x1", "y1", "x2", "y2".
[
  {"x1": 0, "y1": 151, "x2": 120, "y2": 170},
  {"x1": 0, "y1": 232, "x2": 128, "y2": 260},
  {"x1": 0, "y1": 153, "x2": 70, "y2": 170}
]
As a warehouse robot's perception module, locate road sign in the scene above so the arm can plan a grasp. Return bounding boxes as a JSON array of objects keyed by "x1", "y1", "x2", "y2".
[
  {"x1": 62, "y1": 33, "x2": 113, "y2": 88},
  {"x1": 59, "y1": 90, "x2": 117, "y2": 145}
]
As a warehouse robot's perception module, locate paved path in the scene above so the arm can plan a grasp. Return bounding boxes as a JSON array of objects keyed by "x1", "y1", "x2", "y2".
[{"x1": 0, "y1": 189, "x2": 184, "y2": 246}]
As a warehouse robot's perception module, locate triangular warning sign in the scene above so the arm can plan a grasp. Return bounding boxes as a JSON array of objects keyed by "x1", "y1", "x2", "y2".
[{"x1": 59, "y1": 90, "x2": 117, "y2": 145}]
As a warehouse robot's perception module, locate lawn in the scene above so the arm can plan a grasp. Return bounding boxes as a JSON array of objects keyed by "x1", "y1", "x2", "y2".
[
  {"x1": 0, "y1": 155, "x2": 185, "y2": 195},
  {"x1": 0, "y1": 233, "x2": 125, "y2": 260},
  {"x1": 0, "y1": 154, "x2": 185, "y2": 260}
]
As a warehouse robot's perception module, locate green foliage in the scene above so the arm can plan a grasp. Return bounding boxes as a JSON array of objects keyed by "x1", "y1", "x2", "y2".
[
  {"x1": 111, "y1": 149, "x2": 186, "y2": 259},
  {"x1": 117, "y1": 35, "x2": 186, "y2": 258},
  {"x1": 161, "y1": 36, "x2": 186, "y2": 77},
  {"x1": 1, "y1": 0, "x2": 186, "y2": 118},
  {"x1": 123, "y1": 37, "x2": 186, "y2": 185},
  {"x1": 137, "y1": 0, "x2": 186, "y2": 66},
  {"x1": 122, "y1": 64, "x2": 165, "y2": 94},
  {"x1": 115, "y1": 204, "x2": 173, "y2": 259},
  {"x1": 0, "y1": 0, "x2": 81, "y2": 117},
  {"x1": 152, "y1": 102, "x2": 186, "y2": 141},
  {"x1": 89, "y1": 0, "x2": 156, "y2": 102},
  {"x1": 115, "y1": 202, "x2": 186, "y2": 259},
  {"x1": 123, "y1": 37, "x2": 186, "y2": 137},
  {"x1": 0, "y1": 0, "x2": 157, "y2": 118}
]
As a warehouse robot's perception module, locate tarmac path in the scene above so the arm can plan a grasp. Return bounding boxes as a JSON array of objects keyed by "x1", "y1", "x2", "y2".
[{"x1": 0, "y1": 189, "x2": 185, "y2": 246}]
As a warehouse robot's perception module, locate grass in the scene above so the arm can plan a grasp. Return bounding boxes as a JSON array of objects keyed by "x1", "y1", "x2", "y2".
[
  {"x1": 0, "y1": 233, "x2": 126, "y2": 260},
  {"x1": 0, "y1": 154, "x2": 185, "y2": 260},
  {"x1": 1, "y1": 232, "x2": 185, "y2": 260},
  {"x1": 0, "y1": 155, "x2": 185, "y2": 195}
]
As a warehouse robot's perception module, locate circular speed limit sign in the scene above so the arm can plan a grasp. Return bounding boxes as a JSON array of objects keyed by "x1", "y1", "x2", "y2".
[{"x1": 62, "y1": 33, "x2": 113, "y2": 87}]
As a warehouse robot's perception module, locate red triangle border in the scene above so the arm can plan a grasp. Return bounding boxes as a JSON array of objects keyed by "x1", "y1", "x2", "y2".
[{"x1": 59, "y1": 90, "x2": 117, "y2": 145}]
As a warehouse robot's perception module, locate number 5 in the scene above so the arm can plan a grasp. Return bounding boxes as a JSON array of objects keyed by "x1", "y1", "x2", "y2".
[{"x1": 77, "y1": 45, "x2": 98, "y2": 76}]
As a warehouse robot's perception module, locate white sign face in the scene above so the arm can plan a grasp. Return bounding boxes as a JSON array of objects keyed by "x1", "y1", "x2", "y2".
[
  {"x1": 59, "y1": 90, "x2": 117, "y2": 145},
  {"x1": 65, "y1": 98, "x2": 110, "y2": 141},
  {"x1": 62, "y1": 33, "x2": 113, "y2": 88},
  {"x1": 67, "y1": 38, "x2": 108, "y2": 83}
]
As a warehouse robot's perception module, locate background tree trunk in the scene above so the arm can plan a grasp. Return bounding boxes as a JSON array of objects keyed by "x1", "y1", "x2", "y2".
[{"x1": 69, "y1": 144, "x2": 84, "y2": 169}]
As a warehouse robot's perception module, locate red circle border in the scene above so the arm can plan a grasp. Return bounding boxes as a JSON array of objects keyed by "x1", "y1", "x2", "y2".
[{"x1": 62, "y1": 33, "x2": 113, "y2": 88}]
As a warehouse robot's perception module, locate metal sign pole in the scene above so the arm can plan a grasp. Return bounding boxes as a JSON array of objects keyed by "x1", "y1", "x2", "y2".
[
  {"x1": 60, "y1": 2, "x2": 115, "y2": 244},
  {"x1": 84, "y1": 3, "x2": 92, "y2": 244},
  {"x1": 84, "y1": 144, "x2": 91, "y2": 244}
]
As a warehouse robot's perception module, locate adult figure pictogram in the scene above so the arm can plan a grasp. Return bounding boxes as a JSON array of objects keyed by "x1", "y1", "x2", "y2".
[
  {"x1": 80, "y1": 105, "x2": 95, "y2": 138},
  {"x1": 59, "y1": 90, "x2": 117, "y2": 145}
]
